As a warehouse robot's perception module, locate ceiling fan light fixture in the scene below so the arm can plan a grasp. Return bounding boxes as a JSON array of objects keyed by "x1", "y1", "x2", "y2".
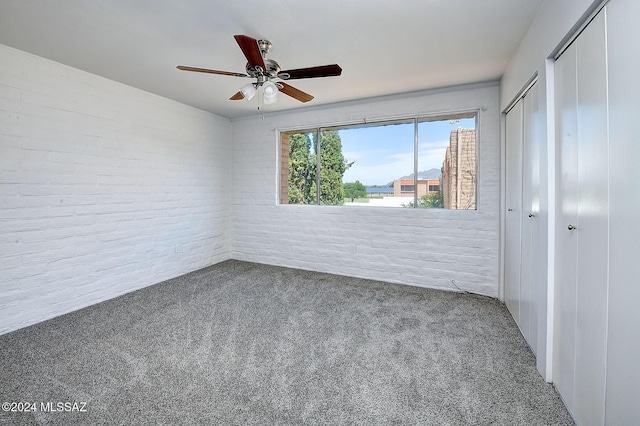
[
  {"x1": 240, "y1": 83, "x2": 257, "y2": 101},
  {"x1": 262, "y1": 80, "x2": 278, "y2": 104}
]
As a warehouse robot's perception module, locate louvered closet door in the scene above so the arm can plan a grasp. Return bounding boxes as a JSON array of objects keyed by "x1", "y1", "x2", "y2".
[{"x1": 553, "y1": 9, "x2": 609, "y2": 425}]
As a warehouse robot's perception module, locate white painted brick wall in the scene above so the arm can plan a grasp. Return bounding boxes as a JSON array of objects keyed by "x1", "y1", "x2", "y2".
[
  {"x1": 231, "y1": 83, "x2": 500, "y2": 297},
  {"x1": 0, "y1": 44, "x2": 231, "y2": 334}
]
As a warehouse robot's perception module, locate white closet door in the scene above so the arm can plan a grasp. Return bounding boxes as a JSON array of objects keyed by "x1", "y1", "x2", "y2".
[
  {"x1": 573, "y1": 10, "x2": 608, "y2": 425},
  {"x1": 604, "y1": 0, "x2": 640, "y2": 422},
  {"x1": 521, "y1": 83, "x2": 539, "y2": 352},
  {"x1": 505, "y1": 82, "x2": 540, "y2": 355},
  {"x1": 554, "y1": 9, "x2": 608, "y2": 425},
  {"x1": 554, "y1": 40, "x2": 579, "y2": 412},
  {"x1": 505, "y1": 101, "x2": 523, "y2": 322}
]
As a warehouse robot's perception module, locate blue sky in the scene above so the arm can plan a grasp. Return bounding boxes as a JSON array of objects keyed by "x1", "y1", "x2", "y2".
[{"x1": 339, "y1": 117, "x2": 475, "y2": 186}]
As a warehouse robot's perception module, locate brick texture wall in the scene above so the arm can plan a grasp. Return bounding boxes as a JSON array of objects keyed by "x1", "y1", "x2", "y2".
[
  {"x1": 231, "y1": 83, "x2": 500, "y2": 297},
  {"x1": 0, "y1": 45, "x2": 232, "y2": 334}
]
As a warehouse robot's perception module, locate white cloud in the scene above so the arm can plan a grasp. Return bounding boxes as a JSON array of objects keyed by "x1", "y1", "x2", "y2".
[
  {"x1": 418, "y1": 139, "x2": 449, "y2": 170},
  {"x1": 342, "y1": 140, "x2": 451, "y2": 185}
]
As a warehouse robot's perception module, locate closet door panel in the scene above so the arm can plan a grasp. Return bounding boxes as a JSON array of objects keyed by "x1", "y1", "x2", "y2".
[
  {"x1": 604, "y1": 0, "x2": 640, "y2": 422},
  {"x1": 521, "y1": 83, "x2": 540, "y2": 352},
  {"x1": 573, "y1": 11, "x2": 608, "y2": 425},
  {"x1": 505, "y1": 101, "x2": 523, "y2": 323},
  {"x1": 553, "y1": 41, "x2": 579, "y2": 410}
]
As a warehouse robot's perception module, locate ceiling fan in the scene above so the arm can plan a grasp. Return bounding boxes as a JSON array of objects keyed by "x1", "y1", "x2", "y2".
[{"x1": 177, "y1": 35, "x2": 342, "y2": 105}]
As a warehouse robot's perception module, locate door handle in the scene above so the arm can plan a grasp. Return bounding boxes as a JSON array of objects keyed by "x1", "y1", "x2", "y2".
[
  {"x1": 528, "y1": 213, "x2": 535, "y2": 218},
  {"x1": 507, "y1": 208, "x2": 513, "y2": 212},
  {"x1": 568, "y1": 224, "x2": 576, "y2": 231}
]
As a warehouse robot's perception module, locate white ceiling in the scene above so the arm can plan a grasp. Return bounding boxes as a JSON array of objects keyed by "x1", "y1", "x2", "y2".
[{"x1": 0, "y1": 0, "x2": 544, "y2": 119}]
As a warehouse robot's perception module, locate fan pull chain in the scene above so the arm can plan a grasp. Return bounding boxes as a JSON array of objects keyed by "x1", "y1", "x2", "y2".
[{"x1": 258, "y1": 84, "x2": 265, "y2": 119}]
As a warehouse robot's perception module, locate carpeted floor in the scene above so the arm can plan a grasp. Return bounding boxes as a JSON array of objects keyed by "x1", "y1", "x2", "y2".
[{"x1": 0, "y1": 260, "x2": 573, "y2": 425}]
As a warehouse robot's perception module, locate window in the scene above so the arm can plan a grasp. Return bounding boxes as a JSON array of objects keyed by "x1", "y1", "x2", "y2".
[{"x1": 280, "y1": 112, "x2": 477, "y2": 209}]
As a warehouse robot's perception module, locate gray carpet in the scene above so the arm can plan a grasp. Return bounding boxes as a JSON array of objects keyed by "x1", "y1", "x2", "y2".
[{"x1": 0, "y1": 260, "x2": 573, "y2": 425}]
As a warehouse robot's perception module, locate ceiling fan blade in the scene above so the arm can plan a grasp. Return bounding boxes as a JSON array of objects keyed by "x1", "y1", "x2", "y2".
[
  {"x1": 278, "y1": 82, "x2": 314, "y2": 103},
  {"x1": 278, "y1": 64, "x2": 342, "y2": 80},
  {"x1": 177, "y1": 65, "x2": 248, "y2": 77},
  {"x1": 234, "y1": 35, "x2": 266, "y2": 71},
  {"x1": 229, "y1": 91, "x2": 244, "y2": 100}
]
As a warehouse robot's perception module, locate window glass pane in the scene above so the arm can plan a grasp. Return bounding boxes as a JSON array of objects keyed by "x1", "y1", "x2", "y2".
[
  {"x1": 417, "y1": 114, "x2": 477, "y2": 209},
  {"x1": 281, "y1": 130, "x2": 317, "y2": 205},
  {"x1": 318, "y1": 129, "x2": 347, "y2": 205},
  {"x1": 337, "y1": 121, "x2": 414, "y2": 207},
  {"x1": 280, "y1": 113, "x2": 477, "y2": 209}
]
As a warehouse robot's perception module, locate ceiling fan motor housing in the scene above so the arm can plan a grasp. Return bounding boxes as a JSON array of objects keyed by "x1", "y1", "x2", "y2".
[{"x1": 246, "y1": 58, "x2": 280, "y2": 79}]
